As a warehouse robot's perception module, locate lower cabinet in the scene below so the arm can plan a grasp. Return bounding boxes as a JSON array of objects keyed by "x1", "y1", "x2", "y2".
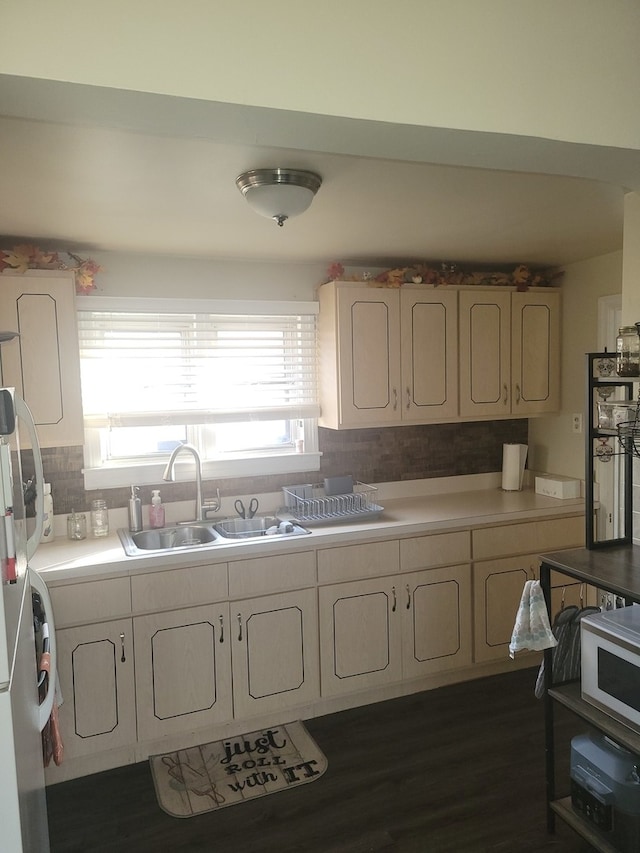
[
  {"x1": 56, "y1": 619, "x2": 137, "y2": 760},
  {"x1": 319, "y1": 576, "x2": 403, "y2": 697},
  {"x1": 231, "y1": 588, "x2": 319, "y2": 719},
  {"x1": 319, "y1": 565, "x2": 472, "y2": 697},
  {"x1": 56, "y1": 590, "x2": 319, "y2": 760},
  {"x1": 134, "y1": 603, "x2": 233, "y2": 740},
  {"x1": 401, "y1": 566, "x2": 472, "y2": 679},
  {"x1": 473, "y1": 556, "x2": 538, "y2": 664}
]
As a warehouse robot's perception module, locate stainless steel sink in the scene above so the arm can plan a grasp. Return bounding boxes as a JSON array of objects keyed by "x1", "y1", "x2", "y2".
[
  {"x1": 118, "y1": 524, "x2": 219, "y2": 556},
  {"x1": 213, "y1": 516, "x2": 309, "y2": 540},
  {"x1": 118, "y1": 515, "x2": 310, "y2": 556}
]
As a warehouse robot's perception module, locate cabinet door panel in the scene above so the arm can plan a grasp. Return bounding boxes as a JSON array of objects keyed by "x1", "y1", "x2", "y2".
[
  {"x1": 319, "y1": 577, "x2": 402, "y2": 697},
  {"x1": 134, "y1": 603, "x2": 232, "y2": 739},
  {"x1": 402, "y1": 290, "x2": 458, "y2": 421},
  {"x1": 474, "y1": 557, "x2": 539, "y2": 663},
  {"x1": 336, "y1": 287, "x2": 401, "y2": 426},
  {"x1": 56, "y1": 619, "x2": 136, "y2": 759},
  {"x1": 232, "y1": 589, "x2": 319, "y2": 719},
  {"x1": 512, "y1": 291, "x2": 560, "y2": 414},
  {"x1": 459, "y1": 291, "x2": 511, "y2": 417},
  {"x1": 0, "y1": 271, "x2": 83, "y2": 446},
  {"x1": 402, "y1": 566, "x2": 472, "y2": 679}
]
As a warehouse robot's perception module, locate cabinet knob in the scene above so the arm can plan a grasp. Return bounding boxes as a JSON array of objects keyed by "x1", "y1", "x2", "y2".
[
  {"x1": 237, "y1": 613, "x2": 243, "y2": 642},
  {"x1": 119, "y1": 632, "x2": 126, "y2": 663},
  {"x1": 393, "y1": 388, "x2": 398, "y2": 411},
  {"x1": 406, "y1": 584, "x2": 411, "y2": 610},
  {"x1": 391, "y1": 586, "x2": 397, "y2": 613},
  {"x1": 406, "y1": 387, "x2": 411, "y2": 410},
  {"x1": 219, "y1": 614, "x2": 224, "y2": 644},
  {"x1": 503, "y1": 384, "x2": 509, "y2": 405},
  {"x1": 515, "y1": 383, "x2": 521, "y2": 404}
]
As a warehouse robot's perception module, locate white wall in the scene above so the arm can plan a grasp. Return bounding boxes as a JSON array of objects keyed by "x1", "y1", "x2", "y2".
[
  {"x1": 2, "y1": 1, "x2": 640, "y2": 152},
  {"x1": 528, "y1": 250, "x2": 622, "y2": 479}
]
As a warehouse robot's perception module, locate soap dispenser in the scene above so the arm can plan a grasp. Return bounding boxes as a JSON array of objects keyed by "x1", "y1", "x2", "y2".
[
  {"x1": 149, "y1": 489, "x2": 165, "y2": 529},
  {"x1": 128, "y1": 485, "x2": 143, "y2": 533}
]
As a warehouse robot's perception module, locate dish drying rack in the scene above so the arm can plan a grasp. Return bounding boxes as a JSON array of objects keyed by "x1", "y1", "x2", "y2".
[{"x1": 282, "y1": 482, "x2": 383, "y2": 525}]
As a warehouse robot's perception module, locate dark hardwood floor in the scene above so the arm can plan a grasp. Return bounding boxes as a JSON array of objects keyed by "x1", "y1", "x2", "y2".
[{"x1": 46, "y1": 667, "x2": 596, "y2": 852}]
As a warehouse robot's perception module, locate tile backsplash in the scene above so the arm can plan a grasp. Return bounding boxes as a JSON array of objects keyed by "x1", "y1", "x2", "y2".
[{"x1": 26, "y1": 419, "x2": 528, "y2": 515}]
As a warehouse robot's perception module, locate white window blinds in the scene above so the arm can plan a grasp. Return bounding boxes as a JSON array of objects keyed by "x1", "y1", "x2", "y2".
[{"x1": 77, "y1": 304, "x2": 319, "y2": 428}]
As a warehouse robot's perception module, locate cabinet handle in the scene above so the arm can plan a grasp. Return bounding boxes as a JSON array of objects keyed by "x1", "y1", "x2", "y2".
[
  {"x1": 120, "y1": 632, "x2": 126, "y2": 663},
  {"x1": 503, "y1": 383, "x2": 509, "y2": 405},
  {"x1": 515, "y1": 383, "x2": 521, "y2": 404},
  {"x1": 391, "y1": 586, "x2": 397, "y2": 613},
  {"x1": 393, "y1": 387, "x2": 398, "y2": 410},
  {"x1": 406, "y1": 386, "x2": 410, "y2": 410},
  {"x1": 406, "y1": 584, "x2": 411, "y2": 610},
  {"x1": 219, "y1": 614, "x2": 224, "y2": 644},
  {"x1": 237, "y1": 613, "x2": 243, "y2": 642}
]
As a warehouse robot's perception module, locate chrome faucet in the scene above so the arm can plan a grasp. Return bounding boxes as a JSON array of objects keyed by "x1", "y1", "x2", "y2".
[{"x1": 162, "y1": 443, "x2": 220, "y2": 521}]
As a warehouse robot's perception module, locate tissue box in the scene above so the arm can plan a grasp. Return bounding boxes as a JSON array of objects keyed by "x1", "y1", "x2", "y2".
[{"x1": 535, "y1": 475, "x2": 580, "y2": 499}]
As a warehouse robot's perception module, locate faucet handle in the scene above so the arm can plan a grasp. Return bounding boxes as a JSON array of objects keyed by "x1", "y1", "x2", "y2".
[{"x1": 202, "y1": 488, "x2": 221, "y2": 518}]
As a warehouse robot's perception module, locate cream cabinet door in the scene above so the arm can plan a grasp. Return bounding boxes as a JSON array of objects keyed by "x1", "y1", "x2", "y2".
[
  {"x1": 231, "y1": 588, "x2": 319, "y2": 719},
  {"x1": 319, "y1": 283, "x2": 401, "y2": 428},
  {"x1": 400, "y1": 289, "x2": 458, "y2": 421},
  {"x1": 336, "y1": 286, "x2": 402, "y2": 427},
  {"x1": 473, "y1": 556, "x2": 540, "y2": 663},
  {"x1": 319, "y1": 577, "x2": 402, "y2": 697},
  {"x1": 56, "y1": 619, "x2": 136, "y2": 759},
  {"x1": 511, "y1": 290, "x2": 560, "y2": 415},
  {"x1": 459, "y1": 290, "x2": 511, "y2": 417},
  {"x1": 134, "y1": 603, "x2": 233, "y2": 740},
  {"x1": 0, "y1": 271, "x2": 83, "y2": 446},
  {"x1": 401, "y1": 565, "x2": 472, "y2": 679}
]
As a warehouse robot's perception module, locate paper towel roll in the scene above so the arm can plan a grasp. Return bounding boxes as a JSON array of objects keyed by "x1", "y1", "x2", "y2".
[{"x1": 502, "y1": 443, "x2": 528, "y2": 491}]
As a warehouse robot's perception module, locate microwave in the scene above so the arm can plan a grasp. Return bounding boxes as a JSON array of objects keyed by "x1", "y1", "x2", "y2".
[{"x1": 581, "y1": 606, "x2": 640, "y2": 731}]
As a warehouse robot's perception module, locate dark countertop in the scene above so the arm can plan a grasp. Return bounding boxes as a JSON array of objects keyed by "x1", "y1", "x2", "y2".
[{"x1": 541, "y1": 544, "x2": 640, "y2": 601}]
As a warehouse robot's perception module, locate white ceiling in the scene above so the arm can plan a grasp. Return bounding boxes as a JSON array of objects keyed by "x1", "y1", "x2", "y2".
[{"x1": 0, "y1": 79, "x2": 629, "y2": 270}]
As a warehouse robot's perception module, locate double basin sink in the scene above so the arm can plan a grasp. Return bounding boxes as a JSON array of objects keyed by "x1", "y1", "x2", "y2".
[{"x1": 118, "y1": 515, "x2": 310, "y2": 557}]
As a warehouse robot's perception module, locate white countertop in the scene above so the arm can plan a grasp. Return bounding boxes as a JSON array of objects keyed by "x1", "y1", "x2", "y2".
[{"x1": 31, "y1": 486, "x2": 584, "y2": 585}]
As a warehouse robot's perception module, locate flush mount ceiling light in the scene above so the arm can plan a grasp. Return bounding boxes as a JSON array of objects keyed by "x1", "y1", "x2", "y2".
[{"x1": 236, "y1": 168, "x2": 322, "y2": 227}]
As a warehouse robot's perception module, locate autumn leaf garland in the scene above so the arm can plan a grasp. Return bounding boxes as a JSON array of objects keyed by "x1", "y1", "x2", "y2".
[{"x1": 0, "y1": 244, "x2": 102, "y2": 294}]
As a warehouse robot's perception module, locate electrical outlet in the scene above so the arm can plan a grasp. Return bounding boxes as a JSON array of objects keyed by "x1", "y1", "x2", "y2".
[{"x1": 572, "y1": 413, "x2": 583, "y2": 434}]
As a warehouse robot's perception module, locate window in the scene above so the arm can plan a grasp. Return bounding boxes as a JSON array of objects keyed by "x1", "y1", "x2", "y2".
[{"x1": 78, "y1": 297, "x2": 320, "y2": 489}]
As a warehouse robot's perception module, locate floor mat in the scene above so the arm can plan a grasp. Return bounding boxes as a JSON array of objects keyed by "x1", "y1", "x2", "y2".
[{"x1": 150, "y1": 721, "x2": 327, "y2": 818}]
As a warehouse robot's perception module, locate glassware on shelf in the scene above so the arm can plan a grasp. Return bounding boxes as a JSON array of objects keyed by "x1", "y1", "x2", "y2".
[{"x1": 615, "y1": 325, "x2": 640, "y2": 376}]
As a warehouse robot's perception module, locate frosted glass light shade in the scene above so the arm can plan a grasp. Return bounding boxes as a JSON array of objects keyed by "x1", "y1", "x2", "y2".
[{"x1": 236, "y1": 168, "x2": 322, "y2": 226}]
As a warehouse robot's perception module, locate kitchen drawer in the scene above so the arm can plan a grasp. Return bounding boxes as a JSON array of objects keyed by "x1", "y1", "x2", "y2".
[
  {"x1": 400, "y1": 530, "x2": 470, "y2": 572},
  {"x1": 228, "y1": 551, "x2": 316, "y2": 598},
  {"x1": 48, "y1": 577, "x2": 132, "y2": 628},
  {"x1": 472, "y1": 515, "x2": 584, "y2": 561},
  {"x1": 317, "y1": 539, "x2": 399, "y2": 584},
  {"x1": 131, "y1": 562, "x2": 228, "y2": 613}
]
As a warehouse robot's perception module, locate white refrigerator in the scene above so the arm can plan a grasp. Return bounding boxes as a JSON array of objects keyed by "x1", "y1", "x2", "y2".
[{"x1": 0, "y1": 387, "x2": 55, "y2": 852}]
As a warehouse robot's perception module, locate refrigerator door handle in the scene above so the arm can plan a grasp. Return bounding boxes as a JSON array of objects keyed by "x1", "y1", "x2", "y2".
[
  {"x1": 29, "y1": 568, "x2": 57, "y2": 733},
  {"x1": 14, "y1": 396, "x2": 44, "y2": 560}
]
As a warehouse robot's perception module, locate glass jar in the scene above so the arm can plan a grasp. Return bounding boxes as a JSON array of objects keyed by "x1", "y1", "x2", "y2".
[
  {"x1": 616, "y1": 326, "x2": 640, "y2": 377},
  {"x1": 67, "y1": 511, "x2": 87, "y2": 541},
  {"x1": 90, "y1": 499, "x2": 109, "y2": 538}
]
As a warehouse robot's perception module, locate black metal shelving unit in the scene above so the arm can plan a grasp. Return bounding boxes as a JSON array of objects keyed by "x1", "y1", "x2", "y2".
[
  {"x1": 540, "y1": 546, "x2": 640, "y2": 853},
  {"x1": 585, "y1": 352, "x2": 634, "y2": 549}
]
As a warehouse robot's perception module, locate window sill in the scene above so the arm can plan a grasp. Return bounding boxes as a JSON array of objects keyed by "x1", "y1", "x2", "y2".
[{"x1": 83, "y1": 451, "x2": 322, "y2": 491}]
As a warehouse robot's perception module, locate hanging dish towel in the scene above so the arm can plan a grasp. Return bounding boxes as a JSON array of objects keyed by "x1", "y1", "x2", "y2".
[{"x1": 509, "y1": 579, "x2": 558, "y2": 659}]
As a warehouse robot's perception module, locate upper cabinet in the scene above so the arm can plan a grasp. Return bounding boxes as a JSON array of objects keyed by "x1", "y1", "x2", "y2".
[
  {"x1": 319, "y1": 282, "x2": 561, "y2": 429},
  {"x1": 458, "y1": 288, "x2": 560, "y2": 419},
  {"x1": 0, "y1": 271, "x2": 84, "y2": 447},
  {"x1": 318, "y1": 282, "x2": 458, "y2": 429}
]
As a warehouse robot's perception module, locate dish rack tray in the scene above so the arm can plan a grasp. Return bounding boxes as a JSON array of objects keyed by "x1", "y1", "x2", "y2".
[{"x1": 282, "y1": 482, "x2": 383, "y2": 525}]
